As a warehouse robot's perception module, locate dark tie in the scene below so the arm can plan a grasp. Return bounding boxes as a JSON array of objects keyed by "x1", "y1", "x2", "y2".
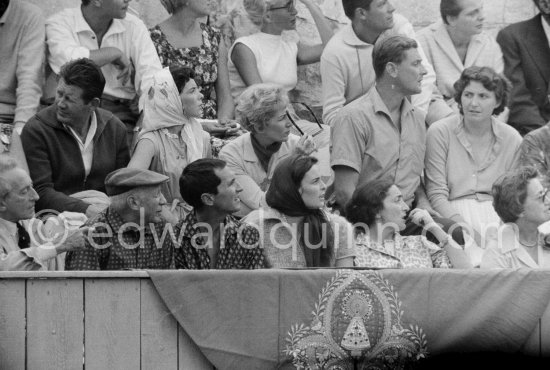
[{"x1": 16, "y1": 222, "x2": 31, "y2": 250}]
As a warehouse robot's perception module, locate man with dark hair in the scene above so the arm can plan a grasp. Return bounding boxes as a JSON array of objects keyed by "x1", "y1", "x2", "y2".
[
  {"x1": 175, "y1": 158, "x2": 266, "y2": 269},
  {"x1": 320, "y1": 0, "x2": 451, "y2": 126},
  {"x1": 0, "y1": 0, "x2": 44, "y2": 134},
  {"x1": 497, "y1": 0, "x2": 550, "y2": 135},
  {"x1": 21, "y1": 58, "x2": 129, "y2": 218},
  {"x1": 0, "y1": 157, "x2": 88, "y2": 271},
  {"x1": 45, "y1": 0, "x2": 162, "y2": 142}
]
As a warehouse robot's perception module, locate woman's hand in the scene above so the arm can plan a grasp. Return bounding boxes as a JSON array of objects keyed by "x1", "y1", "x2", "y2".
[
  {"x1": 295, "y1": 134, "x2": 316, "y2": 155},
  {"x1": 218, "y1": 118, "x2": 241, "y2": 135},
  {"x1": 408, "y1": 208, "x2": 436, "y2": 227}
]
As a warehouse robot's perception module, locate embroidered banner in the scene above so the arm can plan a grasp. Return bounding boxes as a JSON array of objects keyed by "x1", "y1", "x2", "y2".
[{"x1": 149, "y1": 268, "x2": 550, "y2": 369}]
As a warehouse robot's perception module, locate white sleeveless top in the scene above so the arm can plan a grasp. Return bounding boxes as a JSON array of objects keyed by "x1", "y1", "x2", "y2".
[{"x1": 228, "y1": 32, "x2": 298, "y2": 101}]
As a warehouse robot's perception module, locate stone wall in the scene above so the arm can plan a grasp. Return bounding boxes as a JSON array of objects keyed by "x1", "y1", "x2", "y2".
[{"x1": 32, "y1": 0, "x2": 538, "y2": 106}]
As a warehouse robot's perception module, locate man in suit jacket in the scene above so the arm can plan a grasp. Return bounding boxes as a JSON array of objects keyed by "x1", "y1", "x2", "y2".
[{"x1": 497, "y1": 0, "x2": 550, "y2": 135}]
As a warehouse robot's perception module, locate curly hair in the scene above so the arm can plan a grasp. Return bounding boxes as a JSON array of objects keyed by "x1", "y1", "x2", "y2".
[
  {"x1": 453, "y1": 66, "x2": 511, "y2": 116},
  {"x1": 492, "y1": 166, "x2": 538, "y2": 223},
  {"x1": 345, "y1": 178, "x2": 394, "y2": 231},
  {"x1": 235, "y1": 83, "x2": 289, "y2": 132}
]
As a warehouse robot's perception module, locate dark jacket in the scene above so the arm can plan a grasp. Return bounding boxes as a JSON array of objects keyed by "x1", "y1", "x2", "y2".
[
  {"x1": 497, "y1": 14, "x2": 550, "y2": 135},
  {"x1": 21, "y1": 105, "x2": 129, "y2": 213}
]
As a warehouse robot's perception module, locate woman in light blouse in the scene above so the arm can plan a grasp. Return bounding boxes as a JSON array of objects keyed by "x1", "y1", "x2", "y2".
[{"x1": 425, "y1": 66, "x2": 521, "y2": 262}]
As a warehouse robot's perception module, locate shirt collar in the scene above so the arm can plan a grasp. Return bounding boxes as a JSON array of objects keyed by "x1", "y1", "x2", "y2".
[
  {"x1": 65, "y1": 111, "x2": 97, "y2": 148},
  {"x1": 341, "y1": 23, "x2": 373, "y2": 47},
  {"x1": 75, "y1": 6, "x2": 126, "y2": 36},
  {"x1": 0, "y1": 217, "x2": 17, "y2": 237},
  {"x1": 180, "y1": 210, "x2": 239, "y2": 241},
  {"x1": 370, "y1": 86, "x2": 415, "y2": 117},
  {"x1": 0, "y1": 0, "x2": 12, "y2": 25},
  {"x1": 105, "y1": 207, "x2": 154, "y2": 236}
]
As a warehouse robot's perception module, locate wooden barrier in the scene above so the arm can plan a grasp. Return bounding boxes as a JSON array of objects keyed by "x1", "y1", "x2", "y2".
[{"x1": 0, "y1": 272, "x2": 213, "y2": 370}]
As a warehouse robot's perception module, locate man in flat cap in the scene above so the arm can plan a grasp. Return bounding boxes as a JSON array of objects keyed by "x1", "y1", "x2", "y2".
[
  {"x1": 175, "y1": 159, "x2": 265, "y2": 269},
  {"x1": 65, "y1": 167, "x2": 176, "y2": 270}
]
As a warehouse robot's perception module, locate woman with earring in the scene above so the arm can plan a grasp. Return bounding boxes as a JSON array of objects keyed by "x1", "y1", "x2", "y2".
[
  {"x1": 243, "y1": 153, "x2": 355, "y2": 268},
  {"x1": 151, "y1": 0, "x2": 239, "y2": 138},
  {"x1": 346, "y1": 179, "x2": 472, "y2": 269},
  {"x1": 228, "y1": 0, "x2": 333, "y2": 102},
  {"x1": 482, "y1": 166, "x2": 550, "y2": 268},
  {"x1": 128, "y1": 66, "x2": 211, "y2": 222},
  {"x1": 417, "y1": 0, "x2": 503, "y2": 112},
  {"x1": 425, "y1": 66, "x2": 521, "y2": 264}
]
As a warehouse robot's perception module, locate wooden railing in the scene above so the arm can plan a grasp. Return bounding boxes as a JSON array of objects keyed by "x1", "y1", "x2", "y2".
[{"x1": 0, "y1": 272, "x2": 213, "y2": 370}]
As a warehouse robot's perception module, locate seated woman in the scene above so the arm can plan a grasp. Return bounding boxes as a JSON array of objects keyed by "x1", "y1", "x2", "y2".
[
  {"x1": 129, "y1": 66, "x2": 211, "y2": 222},
  {"x1": 243, "y1": 154, "x2": 355, "y2": 268},
  {"x1": 346, "y1": 179, "x2": 472, "y2": 269},
  {"x1": 481, "y1": 166, "x2": 550, "y2": 268},
  {"x1": 228, "y1": 0, "x2": 333, "y2": 102},
  {"x1": 152, "y1": 0, "x2": 238, "y2": 136},
  {"x1": 417, "y1": 0, "x2": 503, "y2": 112},
  {"x1": 425, "y1": 66, "x2": 521, "y2": 263},
  {"x1": 219, "y1": 83, "x2": 314, "y2": 217}
]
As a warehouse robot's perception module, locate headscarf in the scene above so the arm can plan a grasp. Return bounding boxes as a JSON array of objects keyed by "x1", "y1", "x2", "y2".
[
  {"x1": 139, "y1": 68, "x2": 204, "y2": 164},
  {"x1": 160, "y1": 0, "x2": 178, "y2": 14},
  {"x1": 266, "y1": 154, "x2": 334, "y2": 267}
]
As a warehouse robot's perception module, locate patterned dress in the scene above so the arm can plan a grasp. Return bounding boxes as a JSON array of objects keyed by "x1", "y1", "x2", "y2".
[{"x1": 150, "y1": 23, "x2": 221, "y2": 119}]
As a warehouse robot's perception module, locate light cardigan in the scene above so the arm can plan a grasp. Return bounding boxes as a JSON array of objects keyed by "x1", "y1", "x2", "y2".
[
  {"x1": 218, "y1": 132, "x2": 300, "y2": 218},
  {"x1": 425, "y1": 115, "x2": 522, "y2": 219},
  {"x1": 417, "y1": 21, "x2": 503, "y2": 103}
]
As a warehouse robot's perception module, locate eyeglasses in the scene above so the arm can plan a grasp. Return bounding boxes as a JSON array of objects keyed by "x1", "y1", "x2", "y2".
[
  {"x1": 537, "y1": 188, "x2": 550, "y2": 203},
  {"x1": 286, "y1": 108, "x2": 324, "y2": 137},
  {"x1": 268, "y1": 0, "x2": 295, "y2": 12}
]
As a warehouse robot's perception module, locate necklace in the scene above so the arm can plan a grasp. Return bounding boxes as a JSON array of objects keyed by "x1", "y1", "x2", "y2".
[{"x1": 518, "y1": 238, "x2": 538, "y2": 248}]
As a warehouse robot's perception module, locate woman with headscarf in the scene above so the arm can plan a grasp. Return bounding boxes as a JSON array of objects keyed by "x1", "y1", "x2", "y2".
[
  {"x1": 128, "y1": 66, "x2": 211, "y2": 221},
  {"x1": 242, "y1": 153, "x2": 355, "y2": 268}
]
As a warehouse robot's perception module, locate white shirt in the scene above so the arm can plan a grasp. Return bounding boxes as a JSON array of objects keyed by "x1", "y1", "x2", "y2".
[
  {"x1": 542, "y1": 16, "x2": 550, "y2": 50},
  {"x1": 0, "y1": 218, "x2": 58, "y2": 271},
  {"x1": 65, "y1": 111, "x2": 97, "y2": 177},
  {"x1": 46, "y1": 7, "x2": 162, "y2": 105},
  {"x1": 228, "y1": 32, "x2": 299, "y2": 101}
]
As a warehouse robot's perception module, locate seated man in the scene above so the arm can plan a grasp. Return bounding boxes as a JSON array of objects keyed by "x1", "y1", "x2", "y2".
[
  {"x1": 320, "y1": 0, "x2": 452, "y2": 127},
  {"x1": 497, "y1": 0, "x2": 550, "y2": 135},
  {"x1": 46, "y1": 0, "x2": 162, "y2": 142},
  {"x1": 331, "y1": 35, "x2": 463, "y2": 243},
  {"x1": 0, "y1": 0, "x2": 43, "y2": 133},
  {"x1": 175, "y1": 158, "x2": 266, "y2": 269},
  {"x1": 21, "y1": 58, "x2": 129, "y2": 217},
  {"x1": 0, "y1": 157, "x2": 87, "y2": 271},
  {"x1": 65, "y1": 167, "x2": 175, "y2": 270}
]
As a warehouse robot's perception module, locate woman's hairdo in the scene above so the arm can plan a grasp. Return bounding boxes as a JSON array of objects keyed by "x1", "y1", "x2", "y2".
[
  {"x1": 492, "y1": 166, "x2": 539, "y2": 223},
  {"x1": 345, "y1": 178, "x2": 394, "y2": 229},
  {"x1": 235, "y1": 83, "x2": 289, "y2": 132}
]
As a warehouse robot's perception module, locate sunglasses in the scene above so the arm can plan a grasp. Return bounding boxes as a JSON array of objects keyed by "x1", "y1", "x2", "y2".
[
  {"x1": 269, "y1": 0, "x2": 295, "y2": 12},
  {"x1": 285, "y1": 108, "x2": 324, "y2": 137}
]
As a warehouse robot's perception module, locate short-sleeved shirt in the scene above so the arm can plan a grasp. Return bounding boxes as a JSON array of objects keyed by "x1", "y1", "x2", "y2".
[{"x1": 331, "y1": 86, "x2": 426, "y2": 206}]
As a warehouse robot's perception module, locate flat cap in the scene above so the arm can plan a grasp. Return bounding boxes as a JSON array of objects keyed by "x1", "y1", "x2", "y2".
[{"x1": 105, "y1": 168, "x2": 169, "y2": 196}]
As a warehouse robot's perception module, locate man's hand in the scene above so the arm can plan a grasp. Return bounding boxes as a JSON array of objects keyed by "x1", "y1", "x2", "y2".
[
  {"x1": 55, "y1": 226, "x2": 91, "y2": 254},
  {"x1": 112, "y1": 54, "x2": 134, "y2": 86}
]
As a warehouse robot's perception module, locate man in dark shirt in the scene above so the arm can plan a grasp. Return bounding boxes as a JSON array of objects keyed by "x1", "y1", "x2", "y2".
[
  {"x1": 175, "y1": 159, "x2": 265, "y2": 269},
  {"x1": 65, "y1": 167, "x2": 175, "y2": 270}
]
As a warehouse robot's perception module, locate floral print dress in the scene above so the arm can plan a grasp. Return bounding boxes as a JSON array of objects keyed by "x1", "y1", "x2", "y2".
[{"x1": 150, "y1": 23, "x2": 220, "y2": 119}]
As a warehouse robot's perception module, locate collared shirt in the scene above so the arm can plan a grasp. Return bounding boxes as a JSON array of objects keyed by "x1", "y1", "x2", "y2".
[
  {"x1": 0, "y1": 0, "x2": 44, "y2": 124},
  {"x1": 219, "y1": 132, "x2": 300, "y2": 217},
  {"x1": 65, "y1": 111, "x2": 97, "y2": 177},
  {"x1": 331, "y1": 86, "x2": 426, "y2": 206},
  {"x1": 46, "y1": 7, "x2": 162, "y2": 102},
  {"x1": 320, "y1": 13, "x2": 439, "y2": 127},
  {"x1": 0, "y1": 218, "x2": 59, "y2": 271},
  {"x1": 354, "y1": 233, "x2": 451, "y2": 269},
  {"x1": 65, "y1": 207, "x2": 175, "y2": 270},
  {"x1": 174, "y1": 211, "x2": 265, "y2": 269},
  {"x1": 481, "y1": 224, "x2": 550, "y2": 269},
  {"x1": 542, "y1": 16, "x2": 550, "y2": 51},
  {"x1": 242, "y1": 206, "x2": 356, "y2": 268},
  {"x1": 425, "y1": 115, "x2": 522, "y2": 219}
]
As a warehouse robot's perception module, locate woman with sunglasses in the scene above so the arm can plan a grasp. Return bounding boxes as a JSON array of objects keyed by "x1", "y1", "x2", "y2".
[
  {"x1": 481, "y1": 166, "x2": 550, "y2": 268},
  {"x1": 219, "y1": 84, "x2": 315, "y2": 217},
  {"x1": 228, "y1": 0, "x2": 333, "y2": 102}
]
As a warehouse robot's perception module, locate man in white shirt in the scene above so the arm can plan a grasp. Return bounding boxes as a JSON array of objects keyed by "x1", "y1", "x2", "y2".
[
  {"x1": 320, "y1": 0, "x2": 452, "y2": 127},
  {"x1": 46, "y1": 0, "x2": 162, "y2": 143},
  {"x1": 0, "y1": 157, "x2": 88, "y2": 271}
]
